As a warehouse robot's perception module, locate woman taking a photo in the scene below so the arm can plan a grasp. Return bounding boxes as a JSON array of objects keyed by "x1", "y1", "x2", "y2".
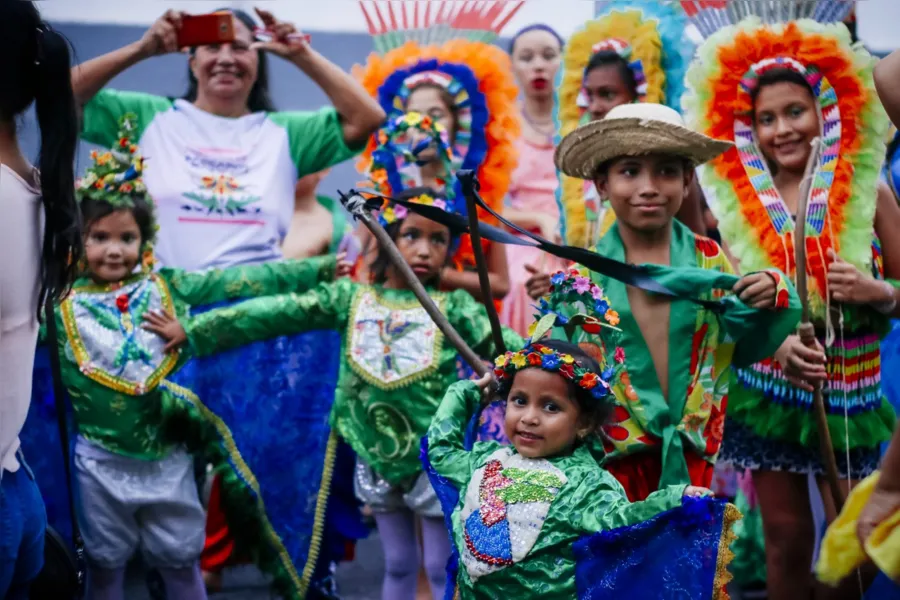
[{"x1": 0, "y1": 1, "x2": 81, "y2": 597}]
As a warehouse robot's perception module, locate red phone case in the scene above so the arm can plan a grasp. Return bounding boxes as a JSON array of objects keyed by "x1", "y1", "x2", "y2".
[{"x1": 178, "y1": 13, "x2": 235, "y2": 48}]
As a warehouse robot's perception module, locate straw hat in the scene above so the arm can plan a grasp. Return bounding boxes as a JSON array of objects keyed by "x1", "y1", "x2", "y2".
[{"x1": 554, "y1": 103, "x2": 732, "y2": 180}]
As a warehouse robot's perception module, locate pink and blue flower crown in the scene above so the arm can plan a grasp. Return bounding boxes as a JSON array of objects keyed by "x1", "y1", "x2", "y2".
[{"x1": 492, "y1": 268, "x2": 627, "y2": 401}]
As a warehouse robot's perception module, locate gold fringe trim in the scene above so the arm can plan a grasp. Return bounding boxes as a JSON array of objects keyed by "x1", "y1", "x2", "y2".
[
  {"x1": 713, "y1": 502, "x2": 743, "y2": 600},
  {"x1": 299, "y1": 430, "x2": 339, "y2": 597}
]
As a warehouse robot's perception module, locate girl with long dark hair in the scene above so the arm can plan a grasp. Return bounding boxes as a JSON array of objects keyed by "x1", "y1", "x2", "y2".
[{"x1": 0, "y1": 1, "x2": 81, "y2": 597}]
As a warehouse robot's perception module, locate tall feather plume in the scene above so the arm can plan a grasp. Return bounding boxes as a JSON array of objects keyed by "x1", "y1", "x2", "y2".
[
  {"x1": 680, "y1": 0, "x2": 855, "y2": 39},
  {"x1": 360, "y1": 0, "x2": 524, "y2": 53}
]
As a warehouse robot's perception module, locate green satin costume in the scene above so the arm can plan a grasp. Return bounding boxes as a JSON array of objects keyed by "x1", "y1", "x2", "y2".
[
  {"x1": 186, "y1": 279, "x2": 523, "y2": 484},
  {"x1": 427, "y1": 380, "x2": 687, "y2": 598},
  {"x1": 50, "y1": 256, "x2": 336, "y2": 459}
]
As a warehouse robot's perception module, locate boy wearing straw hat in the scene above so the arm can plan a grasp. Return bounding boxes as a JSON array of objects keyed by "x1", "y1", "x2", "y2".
[{"x1": 528, "y1": 103, "x2": 799, "y2": 501}]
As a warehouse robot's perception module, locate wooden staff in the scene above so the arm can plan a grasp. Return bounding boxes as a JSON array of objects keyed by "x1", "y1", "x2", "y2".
[
  {"x1": 793, "y1": 137, "x2": 845, "y2": 511},
  {"x1": 339, "y1": 190, "x2": 489, "y2": 377},
  {"x1": 458, "y1": 170, "x2": 506, "y2": 355}
]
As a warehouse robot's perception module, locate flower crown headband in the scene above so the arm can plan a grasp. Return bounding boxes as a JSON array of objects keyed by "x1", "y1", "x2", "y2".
[
  {"x1": 493, "y1": 268, "x2": 626, "y2": 401},
  {"x1": 576, "y1": 37, "x2": 649, "y2": 107}
]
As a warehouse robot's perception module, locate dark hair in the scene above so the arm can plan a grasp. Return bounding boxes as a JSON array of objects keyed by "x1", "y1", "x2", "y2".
[
  {"x1": 0, "y1": 2, "x2": 82, "y2": 317},
  {"x1": 407, "y1": 83, "x2": 460, "y2": 141},
  {"x1": 508, "y1": 339, "x2": 615, "y2": 432},
  {"x1": 508, "y1": 23, "x2": 564, "y2": 55},
  {"x1": 183, "y1": 9, "x2": 276, "y2": 113},
  {"x1": 584, "y1": 51, "x2": 638, "y2": 100},
  {"x1": 750, "y1": 67, "x2": 815, "y2": 109},
  {"x1": 80, "y1": 196, "x2": 156, "y2": 250},
  {"x1": 369, "y1": 186, "x2": 452, "y2": 285}
]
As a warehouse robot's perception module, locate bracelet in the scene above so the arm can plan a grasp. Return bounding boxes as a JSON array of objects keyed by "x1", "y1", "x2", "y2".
[{"x1": 873, "y1": 280, "x2": 898, "y2": 314}]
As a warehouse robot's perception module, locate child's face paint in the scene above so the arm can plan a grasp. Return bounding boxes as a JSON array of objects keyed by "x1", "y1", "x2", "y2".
[
  {"x1": 594, "y1": 154, "x2": 691, "y2": 234},
  {"x1": 84, "y1": 209, "x2": 142, "y2": 283},
  {"x1": 384, "y1": 213, "x2": 451, "y2": 288},
  {"x1": 504, "y1": 368, "x2": 582, "y2": 459}
]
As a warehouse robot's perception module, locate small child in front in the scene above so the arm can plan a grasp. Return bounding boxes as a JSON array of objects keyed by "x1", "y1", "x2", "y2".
[{"x1": 426, "y1": 333, "x2": 710, "y2": 597}]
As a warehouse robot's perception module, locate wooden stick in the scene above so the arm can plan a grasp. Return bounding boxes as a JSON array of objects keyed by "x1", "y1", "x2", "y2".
[
  {"x1": 794, "y1": 138, "x2": 845, "y2": 512},
  {"x1": 458, "y1": 171, "x2": 506, "y2": 355},
  {"x1": 340, "y1": 191, "x2": 489, "y2": 377}
]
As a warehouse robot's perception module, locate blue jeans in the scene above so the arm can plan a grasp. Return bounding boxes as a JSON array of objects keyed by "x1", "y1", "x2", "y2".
[{"x1": 0, "y1": 455, "x2": 47, "y2": 598}]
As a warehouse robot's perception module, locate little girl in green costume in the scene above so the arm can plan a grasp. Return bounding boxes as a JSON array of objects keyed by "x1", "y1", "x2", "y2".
[
  {"x1": 426, "y1": 298, "x2": 714, "y2": 598},
  {"x1": 50, "y1": 115, "x2": 345, "y2": 600}
]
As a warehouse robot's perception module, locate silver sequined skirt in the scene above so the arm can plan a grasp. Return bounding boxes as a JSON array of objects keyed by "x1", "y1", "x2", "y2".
[{"x1": 354, "y1": 459, "x2": 442, "y2": 518}]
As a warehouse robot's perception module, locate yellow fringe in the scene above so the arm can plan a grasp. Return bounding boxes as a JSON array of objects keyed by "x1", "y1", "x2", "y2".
[
  {"x1": 558, "y1": 10, "x2": 664, "y2": 248},
  {"x1": 714, "y1": 503, "x2": 743, "y2": 600},
  {"x1": 299, "y1": 430, "x2": 339, "y2": 596}
]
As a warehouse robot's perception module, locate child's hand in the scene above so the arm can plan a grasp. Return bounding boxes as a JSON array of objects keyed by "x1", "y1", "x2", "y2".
[
  {"x1": 474, "y1": 371, "x2": 496, "y2": 405},
  {"x1": 773, "y1": 334, "x2": 827, "y2": 392},
  {"x1": 524, "y1": 264, "x2": 551, "y2": 300},
  {"x1": 335, "y1": 252, "x2": 354, "y2": 279},
  {"x1": 733, "y1": 272, "x2": 777, "y2": 308},
  {"x1": 142, "y1": 310, "x2": 187, "y2": 353},
  {"x1": 827, "y1": 248, "x2": 893, "y2": 307},
  {"x1": 683, "y1": 486, "x2": 713, "y2": 498}
]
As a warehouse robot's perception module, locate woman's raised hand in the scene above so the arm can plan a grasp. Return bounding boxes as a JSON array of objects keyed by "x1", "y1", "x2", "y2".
[
  {"x1": 139, "y1": 10, "x2": 184, "y2": 58},
  {"x1": 250, "y1": 8, "x2": 310, "y2": 60}
]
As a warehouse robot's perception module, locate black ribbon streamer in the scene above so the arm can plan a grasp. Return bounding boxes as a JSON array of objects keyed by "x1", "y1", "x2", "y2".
[{"x1": 347, "y1": 175, "x2": 724, "y2": 313}]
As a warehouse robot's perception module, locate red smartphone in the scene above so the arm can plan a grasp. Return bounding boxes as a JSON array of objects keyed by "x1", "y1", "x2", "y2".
[{"x1": 178, "y1": 13, "x2": 235, "y2": 48}]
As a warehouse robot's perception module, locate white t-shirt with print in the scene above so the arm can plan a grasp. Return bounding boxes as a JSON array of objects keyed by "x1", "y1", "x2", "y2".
[{"x1": 82, "y1": 90, "x2": 359, "y2": 271}]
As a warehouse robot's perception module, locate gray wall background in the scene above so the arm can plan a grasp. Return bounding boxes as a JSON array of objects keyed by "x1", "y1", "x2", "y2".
[{"x1": 21, "y1": 23, "x2": 385, "y2": 197}]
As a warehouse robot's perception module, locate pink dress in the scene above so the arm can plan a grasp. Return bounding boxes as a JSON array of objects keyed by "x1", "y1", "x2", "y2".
[{"x1": 500, "y1": 138, "x2": 564, "y2": 336}]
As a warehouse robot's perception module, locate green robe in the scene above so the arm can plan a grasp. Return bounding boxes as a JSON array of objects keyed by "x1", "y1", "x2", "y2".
[
  {"x1": 590, "y1": 221, "x2": 800, "y2": 489},
  {"x1": 52, "y1": 256, "x2": 336, "y2": 459},
  {"x1": 427, "y1": 381, "x2": 686, "y2": 598},
  {"x1": 186, "y1": 280, "x2": 523, "y2": 484}
]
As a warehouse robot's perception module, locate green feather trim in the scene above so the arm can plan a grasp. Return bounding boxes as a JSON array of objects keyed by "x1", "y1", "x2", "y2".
[{"x1": 727, "y1": 380, "x2": 895, "y2": 452}]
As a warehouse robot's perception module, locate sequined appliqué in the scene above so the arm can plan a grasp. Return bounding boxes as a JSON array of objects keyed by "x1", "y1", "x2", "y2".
[
  {"x1": 347, "y1": 290, "x2": 443, "y2": 389},
  {"x1": 61, "y1": 275, "x2": 178, "y2": 395},
  {"x1": 460, "y1": 448, "x2": 566, "y2": 580}
]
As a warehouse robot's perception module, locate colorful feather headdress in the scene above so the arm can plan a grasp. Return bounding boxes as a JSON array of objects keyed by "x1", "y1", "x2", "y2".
[
  {"x1": 353, "y1": 0, "x2": 522, "y2": 267},
  {"x1": 681, "y1": 0, "x2": 887, "y2": 319},
  {"x1": 556, "y1": 0, "x2": 693, "y2": 249}
]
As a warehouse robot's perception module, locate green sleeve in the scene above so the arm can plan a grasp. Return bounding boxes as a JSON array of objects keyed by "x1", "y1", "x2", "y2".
[
  {"x1": 723, "y1": 268, "x2": 801, "y2": 367},
  {"x1": 427, "y1": 380, "x2": 481, "y2": 488},
  {"x1": 185, "y1": 278, "x2": 354, "y2": 357},
  {"x1": 161, "y1": 256, "x2": 337, "y2": 307},
  {"x1": 449, "y1": 291, "x2": 525, "y2": 359},
  {"x1": 81, "y1": 89, "x2": 172, "y2": 147},
  {"x1": 581, "y1": 478, "x2": 686, "y2": 531},
  {"x1": 268, "y1": 107, "x2": 364, "y2": 178}
]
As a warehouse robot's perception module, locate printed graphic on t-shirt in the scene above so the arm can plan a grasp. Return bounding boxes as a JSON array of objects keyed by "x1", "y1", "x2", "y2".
[{"x1": 180, "y1": 147, "x2": 263, "y2": 225}]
